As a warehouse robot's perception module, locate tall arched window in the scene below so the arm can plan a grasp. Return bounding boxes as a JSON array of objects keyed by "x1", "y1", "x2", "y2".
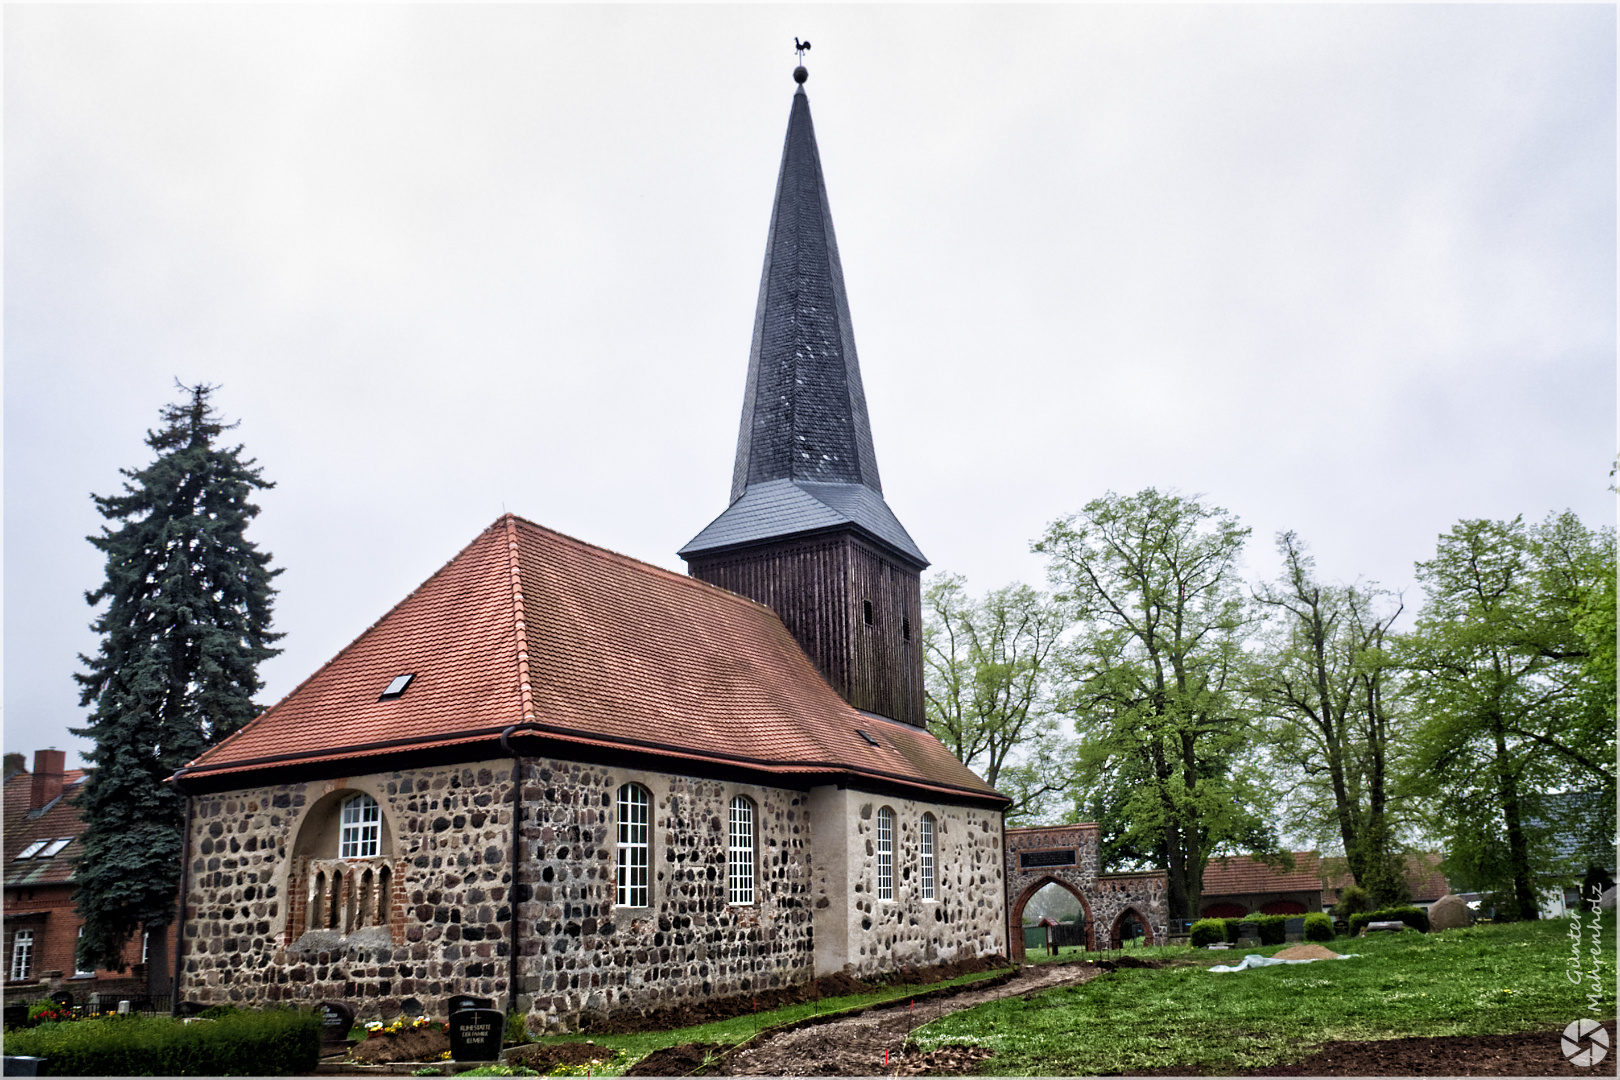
[
  {"x1": 728, "y1": 796, "x2": 755, "y2": 905},
  {"x1": 919, "y1": 813, "x2": 936, "y2": 900},
  {"x1": 339, "y1": 792, "x2": 380, "y2": 858},
  {"x1": 617, "y1": 783, "x2": 650, "y2": 907},
  {"x1": 876, "y1": 806, "x2": 894, "y2": 900}
]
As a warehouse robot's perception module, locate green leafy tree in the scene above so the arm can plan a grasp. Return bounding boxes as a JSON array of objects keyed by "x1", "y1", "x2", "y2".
[
  {"x1": 923, "y1": 574, "x2": 1067, "y2": 822},
  {"x1": 72, "y1": 384, "x2": 281, "y2": 970},
  {"x1": 1250, "y1": 532, "x2": 1411, "y2": 907},
  {"x1": 1400, "y1": 513, "x2": 1616, "y2": 920},
  {"x1": 1036, "y1": 489, "x2": 1272, "y2": 923}
]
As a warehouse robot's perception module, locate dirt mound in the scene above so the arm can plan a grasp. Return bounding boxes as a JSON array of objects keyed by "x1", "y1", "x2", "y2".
[
  {"x1": 624, "y1": 1042, "x2": 724, "y2": 1076},
  {"x1": 347, "y1": 1027, "x2": 450, "y2": 1064},
  {"x1": 893, "y1": 1045, "x2": 994, "y2": 1075},
  {"x1": 506, "y1": 1041, "x2": 622, "y2": 1071},
  {"x1": 1271, "y1": 944, "x2": 1341, "y2": 961},
  {"x1": 582, "y1": 957, "x2": 1009, "y2": 1034},
  {"x1": 1096, "y1": 955, "x2": 1163, "y2": 971}
]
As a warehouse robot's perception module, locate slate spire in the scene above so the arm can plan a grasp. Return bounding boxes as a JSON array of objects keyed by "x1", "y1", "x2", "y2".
[
  {"x1": 731, "y1": 83, "x2": 881, "y2": 502},
  {"x1": 683, "y1": 78, "x2": 925, "y2": 568}
]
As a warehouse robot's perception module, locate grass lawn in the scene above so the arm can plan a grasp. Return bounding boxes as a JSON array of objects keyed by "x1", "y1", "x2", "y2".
[
  {"x1": 911, "y1": 914, "x2": 1616, "y2": 1075},
  {"x1": 525, "y1": 966, "x2": 1015, "y2": 1075}
]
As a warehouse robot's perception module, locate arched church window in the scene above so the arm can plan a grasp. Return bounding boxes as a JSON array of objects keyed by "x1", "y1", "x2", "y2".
[
  {"x1": 616, "y1": 783, "x2": 650, "y2": 907},
  {"x1": 876, "y1": 806, "x2": 894, "y2": 900},
  {"x1": 919, "y1": 813, "x2": 936, "y2": 900},
  {"x1": 339, "y1": 792, "x2": 381, "y2": 858},
  {"x1": 728, "y1": 796, "x2": 755, "y2": 905}
]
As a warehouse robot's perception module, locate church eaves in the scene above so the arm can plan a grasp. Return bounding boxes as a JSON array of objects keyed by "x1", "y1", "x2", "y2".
[{"x1": 682, "y1": 81, "x2": 926, "y2": 568}]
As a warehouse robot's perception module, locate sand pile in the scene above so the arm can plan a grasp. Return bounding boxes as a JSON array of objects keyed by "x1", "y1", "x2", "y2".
[{"x1": 1273, "y1": 943, "x2": 1342, "y2": 960}]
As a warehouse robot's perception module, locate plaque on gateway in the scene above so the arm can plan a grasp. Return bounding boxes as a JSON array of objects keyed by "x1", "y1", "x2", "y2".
[
  {"x1": 449, "y1": 1007, "x2": 505, "y2": 1061},
  {"x1": 448, "y1": 994, "x2": 494, "y2": 1016},
  {"x1": 1019, "y1": 848, "x2": 1078, "y2": 869},
  {"x1": 314, "y1": 1000, "x2": 356, "y2": 1046}
]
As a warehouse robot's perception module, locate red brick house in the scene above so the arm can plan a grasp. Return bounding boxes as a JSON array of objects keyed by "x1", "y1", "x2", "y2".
[{"x1": 3, "y1": 750, "x2": 168, "y2": 1007}]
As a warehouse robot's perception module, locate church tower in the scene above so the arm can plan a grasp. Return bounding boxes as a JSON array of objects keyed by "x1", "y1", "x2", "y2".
[{"x1": 680, "y1": 65, "x2": 928, "y2": 727}]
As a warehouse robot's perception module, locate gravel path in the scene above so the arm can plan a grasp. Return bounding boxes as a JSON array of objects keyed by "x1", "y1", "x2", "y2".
[{"x1": 710, "y1": 962, "x2": 1105, "y2": 1077}]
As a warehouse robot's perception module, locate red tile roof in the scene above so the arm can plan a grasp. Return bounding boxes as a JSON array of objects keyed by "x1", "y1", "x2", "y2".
[
  {"x1": 1321, "y1": 852, "x2": 1450, "y2": 903},
  {"x1": 187, "y1": 516, "x2": 1003, "y2": 803},
  {"x1": 4, "y1": 768, "x2": 89, "y2": 888},
  {"x1": 1202, "y1": 851, "x2": 1323, "y2": 896}
]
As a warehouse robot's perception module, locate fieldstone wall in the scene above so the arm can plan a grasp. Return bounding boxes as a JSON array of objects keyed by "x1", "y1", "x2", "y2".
[
  {"x1": 808, "y1": 787, "x2": 1005, "y2": 977},
  {"x1": 1092, "y1": 872, "x2": 1169, "y2": 946},
  {"x1": 1004, "y1": 825, "x2": 1168, "y2": 955}
]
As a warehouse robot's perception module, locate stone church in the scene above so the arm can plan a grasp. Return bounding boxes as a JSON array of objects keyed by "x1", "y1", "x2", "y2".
[{"x1": 169, "y1": 69, "x2": 1010, "y2": 1027}]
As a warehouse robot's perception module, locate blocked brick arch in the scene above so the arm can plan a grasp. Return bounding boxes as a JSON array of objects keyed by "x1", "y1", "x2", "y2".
[{"x1": 1108, "y1": 906, "x2": 1154, "y2": 948}]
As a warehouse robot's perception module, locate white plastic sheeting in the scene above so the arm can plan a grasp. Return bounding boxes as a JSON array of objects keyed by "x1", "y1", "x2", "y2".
[{"x1": 1208, "y1": 952, "x2": 1360, "y2": 973}]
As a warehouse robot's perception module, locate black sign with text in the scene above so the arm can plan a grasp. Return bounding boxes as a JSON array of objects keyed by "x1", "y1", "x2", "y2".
[
  {"x1": 315, "y1": 1001, "x2": 356, "y2": 1046},
  {"x1": 449, "y1": 1007, "x2": 505, "y2": 1062},
  {"x1": 1019, "y1": 848, "x2": 1078, "y2": 869}
]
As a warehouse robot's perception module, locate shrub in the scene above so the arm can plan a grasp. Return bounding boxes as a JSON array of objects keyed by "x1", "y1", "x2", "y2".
[
  {"x1": 1303, "y1": 912, "x2": 1333, "y2": 941},
  {"x1": 1333, "y1": 885, "x2": 1373, "y2": 919},
  {"x1": 3, "y1": 1006, "x2": 320, "y2": 1075},
  {"x1": 28, "y1": 999, "x2": 73, "y2": 1024},
  {"x1": 1349, "y1": 906, "x2": 1430, "y2": 935},
  {"x1": 1190, "y1": 919, "x2": 1226, "y2": 947},
  {"x1": 1251, "y1": 914, "x2": 1287, "y2": 946},
  {"x1": 505, "y1": 1009, "x2": 531, "y2": 1047}
]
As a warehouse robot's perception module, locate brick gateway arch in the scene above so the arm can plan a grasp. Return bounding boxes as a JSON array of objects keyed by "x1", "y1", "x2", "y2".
[{"x1": 1004, "y1": 825, "x2": 1169, "y2": 961}]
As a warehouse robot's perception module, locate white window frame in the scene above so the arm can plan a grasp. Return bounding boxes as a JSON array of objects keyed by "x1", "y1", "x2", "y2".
[
  {"x1": 876, "y1": 807, "x2": 894, "y2": 901},
  {"x1": 40, "y1": 838, "x2": 71, "y2": 858},
  {"x1": 14, "y1": 840, "x2": 47, "y2": 860},
  {"x1": 728, "y1": 796, "x2": 756, "y2": 906},
  {"x1": 75, "y1": 926, "x2": 93, "y2": 976},
  {"x1": 142, "y1": 931, "x2": 150, "y2": 965},
  {"x1": 919, "y1": 813, "x2": 936, "y2": 901},
  {"x1": 616, "y1": 783, "x2": 650, "y2": 907},
  {"x1": 339, "y1": 792, "x2": 381, "y2": 858},
  {"x1": 10, "y1": 929, "x2": 33, "y2": 981}
]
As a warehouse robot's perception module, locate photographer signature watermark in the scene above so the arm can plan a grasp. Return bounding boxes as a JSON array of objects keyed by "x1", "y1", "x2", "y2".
[{"x1": 1562, "y1": 888, "x2": 1611, "y2": 1067}]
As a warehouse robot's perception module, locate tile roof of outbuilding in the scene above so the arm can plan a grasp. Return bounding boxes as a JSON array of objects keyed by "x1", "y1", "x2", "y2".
[
  {"x1": 184, "y1": 516, "x2": 999, "y2": 803},
  {"x1": 1202, "y1": 851, "x2": 1323, "y2": 896},
  {"x1": 3, "y1": 769, "x2": 89, "y2": 887},
  {"x1": 1321, "y1": 852, "x2": 1452, "y2": 904}
]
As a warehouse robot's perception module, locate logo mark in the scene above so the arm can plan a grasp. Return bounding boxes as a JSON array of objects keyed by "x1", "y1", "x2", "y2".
[{"x1": 1563, "y1": 1020, "x2": 1610, "y2": 1067}]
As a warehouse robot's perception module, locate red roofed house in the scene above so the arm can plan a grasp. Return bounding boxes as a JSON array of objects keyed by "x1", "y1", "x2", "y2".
[
  {"x1": 169, "y1": 70, "x2": 1009, "y2": 1029},
  {"x1": 1198, "y1": 852, "x2": 1324, "y2": 919},
  {"x1": 1321, "y1": 853, "x2": 1452, "y2": 911},
  {"x1": 4, "y1": 751, "x2": 168, "y2": 1007}
]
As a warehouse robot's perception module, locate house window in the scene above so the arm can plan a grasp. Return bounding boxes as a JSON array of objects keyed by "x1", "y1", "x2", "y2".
[
  {"x1": 10, "y1": 929, "x2": 33, "y2": 981},
  {"x1": 616, "y1": 783, "x2": 650, "y2": 907},
  {"x1": 876, "y1": 807, "x2": 894, "y2": 900},
  {"x1": 142, "y1": 931, "x2": 150, "y2": 965},
  {"x1": 728, "y1": 796, "x2": 755, "y2": 905},
  {"x1": 75, "y1": 927, "x2": 93, "y2": 976},
  {"x1": 339, "y1": 792, "x2": 381, "y2": 858},
  {"x1": 920, "y1": 813, "x2": 936, "y2": 900}
]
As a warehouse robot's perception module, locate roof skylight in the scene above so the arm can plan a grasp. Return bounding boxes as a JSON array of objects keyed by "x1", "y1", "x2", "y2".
[
  {"x1": 40, "y1": 838, "x2": 71, "y2": 857},
  {"x1": 378, "y1": 673, "x2": 415, "y2": 701},
  {"x1": 856, "y1": 730, "x2": 881, "y2": 748},
  {"x1": 14, "y1": 840, "x2": 48, "y2": 859}
]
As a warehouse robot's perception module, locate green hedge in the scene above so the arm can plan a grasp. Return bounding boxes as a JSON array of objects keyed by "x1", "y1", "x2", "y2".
[
  {"x1": 1350, "y1": 906, "x2": 1429, "y2": 935},
  {"x1": 1303, "y1": 912, "x2": 1333, "y2": 941},
  {"x1": 3, "y1": 1007, "x2": 321, "y2": 1076},
  {"x1": 1190, "y1": 918, "x2": 1226, "y2": 947}
]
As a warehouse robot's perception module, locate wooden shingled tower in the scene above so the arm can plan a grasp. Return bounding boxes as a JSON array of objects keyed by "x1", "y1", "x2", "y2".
[{"x1": 681, "y1": 68, "x2": 928, "y2": 727}]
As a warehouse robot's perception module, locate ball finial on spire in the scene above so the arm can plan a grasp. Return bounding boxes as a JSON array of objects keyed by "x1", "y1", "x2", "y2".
[{"x1": 793, "y1": 65, "x2": 808, "y2": 85}]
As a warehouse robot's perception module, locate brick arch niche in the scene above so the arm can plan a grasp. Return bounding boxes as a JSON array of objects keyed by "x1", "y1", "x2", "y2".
[
  {"x1": 1009, "y1": 876, "x2": 1093, "y2": 960},
  {"x1": 1107, "y1": 905, "x2": 1154, "y2": 949},
  {"x1": 286, "y1": 787, "x2": 404, "y2": 945}
]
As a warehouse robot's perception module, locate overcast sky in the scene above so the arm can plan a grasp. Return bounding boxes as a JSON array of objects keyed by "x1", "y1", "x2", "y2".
[{"x1": 6, "y1": 6, "x2": 1614, "y2": 767}]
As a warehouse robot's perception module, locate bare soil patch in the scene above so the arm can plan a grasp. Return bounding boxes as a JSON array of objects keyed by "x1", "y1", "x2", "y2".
[
  {"x1": 505, "y1": 1041, "x2": 623, "y2": 1071},
  {"x1": 586, "y1": 957, "x2": 1006, "y2": 1035},
  {"x1": 624, "y1": 1042, "x2": 725, "y2": 1077},
  {"x1": 705, "y1": 961, "x2": 1102, "y2": 1076},
  {"x1": 1121, "y1": 1026, "x2": 1618, "y2": 1076},
  {"x1": 1270, "y1": 944, "x2": 1341, "y2": 961},
  {"x1": 347, "y1": 1027, "x2": 449, "y2": 1064}
]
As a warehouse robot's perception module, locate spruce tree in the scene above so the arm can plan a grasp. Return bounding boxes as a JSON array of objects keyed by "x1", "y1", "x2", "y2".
[{"x1": 72, "y1": 383, "x2": 281, "y2": 971}]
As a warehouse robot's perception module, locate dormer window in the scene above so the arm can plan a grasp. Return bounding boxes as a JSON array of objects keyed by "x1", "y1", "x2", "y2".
[{"x1": 378, "y1": 673, "x2": 415, "y2": 701}]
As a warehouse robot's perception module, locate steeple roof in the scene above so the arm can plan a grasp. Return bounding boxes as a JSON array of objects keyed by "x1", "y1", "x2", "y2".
[{"x1": 683, "y1": 83, "x2": 926, "y2": 567}]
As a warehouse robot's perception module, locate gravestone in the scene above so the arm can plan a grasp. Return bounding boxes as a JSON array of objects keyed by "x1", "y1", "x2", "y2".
[
  {"x1": 1284, "y1": 917, "x2": 1306, "y2": 942},
  {"x1": 448, "y1": 995, "x2": 494, "y2": 1016},
  {"x1": 1427, "y1": 895, "x2": 1471, "y2": 931},
  {"x1": 1364, "y1": 920, "x2": 1405, "y2": 934},
  {"x1": 1332, "y1": 919, "x2": 1350, "y2": 938},
  {"x1": 1236, "y1": 921, "x2": 1260, "y2": 947},
  {"x1": 314, "y1": 1001, "x2": 356, "y2": 1047},
  {"x1": 449, "y1": 1007, "x2": 504, "y2": 1062}
]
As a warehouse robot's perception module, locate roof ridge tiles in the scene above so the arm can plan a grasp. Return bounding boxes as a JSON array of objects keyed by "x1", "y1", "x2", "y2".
[{"x1": 505, "y1": 515, "x2": 537, "y2": 724}]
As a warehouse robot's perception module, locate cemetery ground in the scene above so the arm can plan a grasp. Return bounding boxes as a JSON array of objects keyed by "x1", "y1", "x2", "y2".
[{"x1": 496, "y1": 912, "x2": 1613, "y2": 1076}]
